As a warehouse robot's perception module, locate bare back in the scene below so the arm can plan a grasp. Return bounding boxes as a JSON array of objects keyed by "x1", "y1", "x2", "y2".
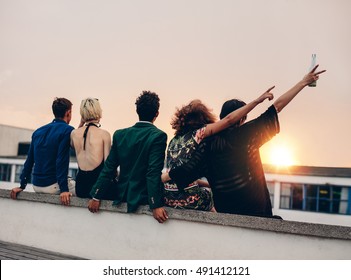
[{"x1": 71, "y1": 125, "x2": 111, "y2": 171}]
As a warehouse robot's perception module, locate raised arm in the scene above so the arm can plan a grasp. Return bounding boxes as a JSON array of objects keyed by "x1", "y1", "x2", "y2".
[
  {"x1": 204, "y1": 87, "x2": 275, "y2": 138},
  {"x1": 273, "y1": 65, "x2": 326, "y2": 113}
]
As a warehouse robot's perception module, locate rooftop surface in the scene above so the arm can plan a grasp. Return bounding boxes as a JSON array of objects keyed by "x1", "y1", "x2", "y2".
[{"x1": 0, "y1": 240, "x2": 85, "y2": 260}]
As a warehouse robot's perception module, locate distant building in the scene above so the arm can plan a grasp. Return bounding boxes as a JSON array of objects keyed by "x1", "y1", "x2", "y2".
[
  {"x1": 265, "y1": 164, "x2": 351, "y2": 226},
  {"x1": 0, "y1": 124, "x2": 77, "y2": 191},
  {"x1": 0, "y1": 124, "x2": 33, "y2": 156}
]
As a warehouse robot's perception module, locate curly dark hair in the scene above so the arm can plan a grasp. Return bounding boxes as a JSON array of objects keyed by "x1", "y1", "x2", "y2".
[
  {"x1": 171, "y1": 99, "x2": 217, "y2": 136},
  {"x1": 52, "y1": 97, "x2": 72, "y2": 119},
  {"x1": 135, "y1": 91, "x2": 160, "y2": 121}
]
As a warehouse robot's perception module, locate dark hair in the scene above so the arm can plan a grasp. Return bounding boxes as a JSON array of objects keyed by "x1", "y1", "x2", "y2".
[
  {"x1": 171, "y1": 99, "x2": 217, "y2": 136},
  {"x1": 52, "y1": 98, "x2": 73, "y2": 119},
  {"x1": 220, "y1": 99, "x2": 247, "y2": 126},
  {"x1": 135, "y1": 91, "x2": 160, "y2": 121}
]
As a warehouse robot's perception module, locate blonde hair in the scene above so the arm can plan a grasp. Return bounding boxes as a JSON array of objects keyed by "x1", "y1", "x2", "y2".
[{"x1": 80, "y1": 98, "x2": 102, "y2": 122}]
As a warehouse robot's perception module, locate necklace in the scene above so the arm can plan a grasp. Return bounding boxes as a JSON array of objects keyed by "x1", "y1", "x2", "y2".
[{"x1": 85, "y1": 121, "x2": 101, "y2": 127}]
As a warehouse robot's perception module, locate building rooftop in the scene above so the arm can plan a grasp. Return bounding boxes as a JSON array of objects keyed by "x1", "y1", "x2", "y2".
[
  {"x1": 263, "y1": 164, "x2": 351, "y2": 178},
  {"x1": 0, "y1": 123, "x2": 34, "y2": 132}
]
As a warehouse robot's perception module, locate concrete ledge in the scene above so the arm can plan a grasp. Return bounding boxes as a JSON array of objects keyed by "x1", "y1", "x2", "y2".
[
  {"x1": 1, "y1": 189, "x2": 350, "y2": 241},
  {"x1": 1, "y1": 189, "x2": 351, "y2": 259}
]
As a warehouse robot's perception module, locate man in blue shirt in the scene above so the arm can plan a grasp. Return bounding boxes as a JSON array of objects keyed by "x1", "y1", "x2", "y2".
[{"x1": 10, "y1": 98, "x2": 75, "y2": 206}]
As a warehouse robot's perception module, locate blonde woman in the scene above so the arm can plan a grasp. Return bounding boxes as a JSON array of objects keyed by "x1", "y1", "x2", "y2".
[{"x1": 71, "y1": 98, "x2": 112, "y2": 198}]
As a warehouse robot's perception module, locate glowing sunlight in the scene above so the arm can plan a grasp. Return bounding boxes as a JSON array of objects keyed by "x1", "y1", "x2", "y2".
[{"x1": 269, "y1": 145, "x2": 296, "y2": 167}]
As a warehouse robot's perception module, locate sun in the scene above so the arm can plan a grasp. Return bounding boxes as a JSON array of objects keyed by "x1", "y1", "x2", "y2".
[{"x1": 269, "y1": 145, "x2": 295, "y2": 167}]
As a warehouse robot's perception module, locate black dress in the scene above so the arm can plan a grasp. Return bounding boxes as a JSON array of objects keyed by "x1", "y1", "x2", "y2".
[{"x1": 75, "y1": 123, "x2": 117, "y2": 200}]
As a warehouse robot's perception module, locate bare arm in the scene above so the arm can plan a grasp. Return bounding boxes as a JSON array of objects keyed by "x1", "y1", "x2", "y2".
[
  {"x1": 204, "y1": 87, "x2": 275, "y2": 138},
  {"x1": 70, "y1": 130, "x2": 75, "y2": 148},
  {"x1": 273, "y1": 65, "x2": 326, "y2": 113},
  {"x1": 103, "y1": 131, "x2": 112, "y2": 161}
]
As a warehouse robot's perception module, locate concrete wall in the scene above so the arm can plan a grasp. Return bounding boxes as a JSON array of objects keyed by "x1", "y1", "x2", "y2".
[
  {"x1": 1, "y1": 189, "x2": 351, "y2": 260},
  {"x1": 0, "y1": 125, "x2": 33, "y2": 156}
]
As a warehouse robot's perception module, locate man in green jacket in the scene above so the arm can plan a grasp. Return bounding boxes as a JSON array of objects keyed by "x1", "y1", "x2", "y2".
[{"x1": 88, "y1": 91, "x2": 168, "y2": 223}]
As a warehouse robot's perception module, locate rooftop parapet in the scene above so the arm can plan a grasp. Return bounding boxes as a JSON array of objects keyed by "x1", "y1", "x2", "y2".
[{"x1": 1, "y1": 189, "x2": 350, "y2": 259}]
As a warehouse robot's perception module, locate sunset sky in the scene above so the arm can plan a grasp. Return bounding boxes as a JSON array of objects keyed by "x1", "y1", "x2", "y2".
[{"x1": 1, "y1": 0, "x2": 350, "y2": 167}]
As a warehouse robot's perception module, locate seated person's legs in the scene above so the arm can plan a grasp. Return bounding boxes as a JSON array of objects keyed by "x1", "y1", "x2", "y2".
[{"x1": 33, "y1": 183, "x2": 60, "y2": 195}]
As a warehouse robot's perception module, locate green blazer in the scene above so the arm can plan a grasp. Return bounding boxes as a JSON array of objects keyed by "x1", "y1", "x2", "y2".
[{"x1": 90, "y1": 122, "x2": 167, "y2": 212}]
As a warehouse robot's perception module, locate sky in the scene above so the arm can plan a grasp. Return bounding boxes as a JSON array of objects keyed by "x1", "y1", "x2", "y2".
[{"x1": 0, "y1": 0, "x2": 350, "y2": 168}]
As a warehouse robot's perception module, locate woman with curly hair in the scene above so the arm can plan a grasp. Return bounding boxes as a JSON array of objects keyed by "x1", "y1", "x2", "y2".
[{"x1": 162, "y1": 88, "x2": 275, "y2": 211}]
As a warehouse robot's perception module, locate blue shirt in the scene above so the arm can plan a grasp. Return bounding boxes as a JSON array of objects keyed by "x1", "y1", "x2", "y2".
[{"x1": 20, "y1": 119, "x2": 74, "y2": 192}]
